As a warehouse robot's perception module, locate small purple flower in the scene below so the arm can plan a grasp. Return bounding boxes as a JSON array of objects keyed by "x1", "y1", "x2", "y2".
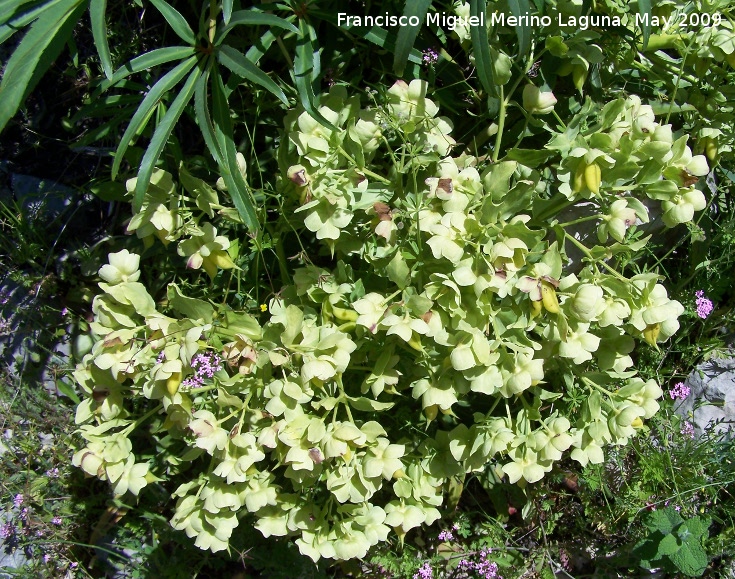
[
  {"x1": 422, "y1": 48, "x2": 439, "y2": 65},
  {"x1": 437, "y1": 529, "x2": 454, "y2": 541},
  {"x1": 0, "y1": 522, "x2": 13, "y2": 539},
  {"x1": 70, "y1": 562, "x2": 78, "y2": 569},
  {"x1": 681, "y1": 421, "x2": 695, "y2": 438},
  {"x1": 46, "y1": 468, "x2": 60, "y2": 478},
  {"x1": 52, "y1": 516, "x2": 62, "y2": 526},
  {"x1": 695, "y1": 290, "x2": 714, "y2": 319},
  {"x1": 675, "y1": 505, "x2": 682, "y2": 512},
  {"x1": 43, "y1": 553, "x2": 52, "y2": 564},
  {"x1": 20, "y1": 507, "x2": 29, "y2": 520},
  {"x1": 13, "y1": 494, "x2": 23, "y2": 508},
  {"x1": 182, "y1": 351, "x2": 223, "y2": 389},
  {"x1": 413, "y1": 562, "x2": 433, "y2": 579},
  {"x1": 669, "y1": 382, "x2": 691, "y2": 400}
]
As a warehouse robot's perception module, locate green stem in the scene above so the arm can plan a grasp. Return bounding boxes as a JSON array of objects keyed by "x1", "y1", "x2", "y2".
[
  {"x1": 564, "y1": 232, "x2": 629, "y2": 282},
  {"x1": 557, "y1": 214, "x2": 601, "y2": 228},
  {"x1": 492, "y1": 85, "x2": 506, "y2": 162},
  {"x1": 124, "y1": 404, "x2": 163, "y2": 435},
  {"x1": 337, "y1": 147, "x2": 391, "y2": 184}
]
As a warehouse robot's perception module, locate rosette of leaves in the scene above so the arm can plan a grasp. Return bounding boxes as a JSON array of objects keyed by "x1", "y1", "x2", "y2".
[{"x1": 72, "y1": 84, "x2": 711, "y2": 562}]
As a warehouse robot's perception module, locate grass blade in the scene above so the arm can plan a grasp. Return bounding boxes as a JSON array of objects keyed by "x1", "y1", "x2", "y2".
[
  {"x1": 94, "y1": 46, "x2": 196, "y2": 94},
  {"x1": 89, "y1": 0, "x2": 113, "y2": 80},
  {"x1": 0, "y1": 0, "x2": 42, "y2": 24},
  {"x1": 222, "y1": 0, "x2": 232, "y2": 24},
  {"x1": 294, "y1": 19, "x2": 336, "y2": 131},
  {"x1": 134, "y1": 66, "x2": 201, "y2": 211},
  {"x1": 508, "y1": 0, "x2": 531, "y2": 58},
  {"x1": 393, "y1": 0, "x2": 432, "y2": 76},
  {"x1": 148, "y1": 0, "x2": 196, "y2": 45},
  {"x1": 217, "y1": 44, "x2": 288, "y2": 105},
  {"x1": 112, "y1": 55, "x2": 198, "y2": 179},
  {"x1": 0, "y1": 0, "x2": 86, "y2": 133},
  {"x1": 469, "y1": 0, "x2": 496, "y2": 97},
  {"x1": 216, "y1": 9, "x2": 297, "y2": 45},
  {"x1": 211, "y1": 63, "x2": 259, "y2": 232},
  {"x1": 637, "y1": 0, "x2": 652, "y2": 49},
  {"x1": 194, "y1": 58, "x2": 224, "y2": 167}
]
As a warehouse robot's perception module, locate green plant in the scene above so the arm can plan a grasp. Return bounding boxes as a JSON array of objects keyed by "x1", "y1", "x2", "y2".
[{"x1": 634, "y1": 506, "x2": 711, "y2": 577}]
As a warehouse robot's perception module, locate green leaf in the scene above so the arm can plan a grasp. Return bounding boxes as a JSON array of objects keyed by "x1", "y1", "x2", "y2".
[
  {"x1": 0, "y1": 0, "x2": 70, "y2": 45},
  {"x1": 194, "y1": 59, "x2": 224, "y2": 166},
  {"x1": 670, "y1": 539, "x2": 708, "y2": 577},
  {"x1": 55, "y1": 379, "x2": 81, "y2": 403},
  {"x1": 393, "y1": 0, "x2": 432, "y2": 76},
  {"x1": 211, "y1": 63, "x2": 259, "y2": 231},
  {"x1": 0, "y1": 0, "x2": 86, "y2": 134},
  {"x1": 637, "y1": 0, "x2": 652, "y2": 50},
  {"x1": 216, "y1": 10, "x2": 298, "y2": 45},
  {"x1": 217, "y1": 44, "x2": 288, "y2": 105},
  {"x1": 294, "y1": 19, "x2": 336, "y2": 131},
  {"x1": 507, "y1": 0, "x2": 531, "y2": 58},
  {"x1": 657, "y1": 533, "x2": 681, "y2": 557},
  {"x1": 348, "y1": 397, "x2": 395, "y2": 412},
  {"x1": 95, "y1": 46, "x2": 196, "y2": 95},
  {"x1": 167, "y1": 284, "x2": 215, "y2": 322},
  {"x1": 112, "y1": 55, "x2": 198, "y2": 179},
  {"x1": 89, "y1": 0, "x2": 112, "y2": 79},
  {"x1": 387, "y1": 253, "x2": 410, "y2": 288},
  {"x1": 222, "y1": 0, "x2": 232, "y2": 24},
  {"x1": 469, "y1": 0, "x2": 496, "y2": 97},
  {"x1": 133, "y1": 65, "x2": 201, "y2": 211},
  {"x1": 148, "y1": 0, "x2": 196, "y2": 45}
]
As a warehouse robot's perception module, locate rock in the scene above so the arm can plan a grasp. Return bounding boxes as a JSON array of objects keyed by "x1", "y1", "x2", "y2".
[{"x1": 674, "y1": 353, "x2": 735, "y2": 437}]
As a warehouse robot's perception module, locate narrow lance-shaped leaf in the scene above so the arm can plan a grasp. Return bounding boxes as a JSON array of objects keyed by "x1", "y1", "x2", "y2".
[
  {"x1": 217, "y1": 44, "x2": 288, "y2": 105},
  {"x1": 0, "y1": 0, "x2": 70, "y2": 44},
  {"x1": 637, "y1": 0, "x2": 652, "y2": 49},
  {"x1": 215, "y1": 10, "x2": 298, "y2": 45},
  {"x1": 211, "y1": 63, "x2": 259, "y2": 231},
  {"x1": 134, "y1": 65, "x2": 202, "y2": 211},
  {"x1": 393, "y1": 0, "x2": 432, "y2": 76},
  {"x1": 469, "y1": 0, "x2": 496, "y2": 97},
  {"x1": 112, "y1": 55, "x2": 198, "y2": 179},
  {"x1": 508, "y1": 0, "x2": 531, "y2": 58},
  {"x1": 148, "y1": 0, "x2": 196, "y2": 45},
  {"x1": 0, "y1": 0, "x2": 86, "y2": 133},
  {"x1": 294, "y1": 19, "x2": 336, "y2": 131},
  {"x1": 90, "y1": 0, "x2": 113, "y2": 79},
  {"x1": 222, "y1": 0, "x2": 233, "y2": 24},
  {"x1": 194, "y1": 57, "x2": 224, "y2": 167},
  {"x1": 94, "y1": 46, "x2": 196, "y2": 95}
]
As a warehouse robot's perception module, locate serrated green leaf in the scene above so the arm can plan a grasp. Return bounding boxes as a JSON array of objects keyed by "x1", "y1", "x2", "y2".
[
  {"x1": 393, "y1": 0, "x2": 432, "y2": 76},
  {"x1": 469, "y1": 0, "x2": 496, "y2": 97},
  {"x1": 0, "y1": 0, "x2": 86, "y2": 133},
  {"x1": 670, "y1": 540, "x2": 708, "y2": 577},
  {"x1": 217, "y1": 44, "x2": 288, "y2": 105},
  {"x1": 657, "y1": 533, "x2": 681, "y2": 557},
  {"x1": 133, "y1": 65, "x2": 201, "y2": 211},
  {"x1": 112, "y1": 55, "x2": 198, "y2": 179},
  {"x1": 148, "y1": 0, "x2": 196, "y2": 45},
  {"x1": 90, "y1": 0, "x2": 112, "y2": 79},
  {"x1": 211, "y1": 63, "x2": 259, "y2": 231},
  {"x1": 508, "y1": 0, "x2": 531, "y2": 58},
  {"x1": 216, "y1": 10, "x2": 298, "y2": 45}
]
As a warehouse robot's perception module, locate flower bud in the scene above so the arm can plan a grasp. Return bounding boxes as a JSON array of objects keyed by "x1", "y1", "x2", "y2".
[
  {"x1": 522, "y1": 84, "x2": 557, "y2": 115},
  {"x1": 584, "y1": 162, "x2": 601, "y2": 195}
]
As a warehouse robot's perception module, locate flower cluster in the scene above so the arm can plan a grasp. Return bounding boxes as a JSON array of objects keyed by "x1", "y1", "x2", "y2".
[
  {"x1": 669, "y1": 382, "x2": 691, "y2": 400},
  {"x1": 456, "y1": 548, "x2": 501, "y2": 578},
  {"x1": 181, "y1": 352, "x2": 223, "y2": 389},
  {"x1": 413, "y1": 562, "x2": 433, "y2": 579},
  {"x1": 695, "y1": 290, "x2": 714, "y2": 319}
]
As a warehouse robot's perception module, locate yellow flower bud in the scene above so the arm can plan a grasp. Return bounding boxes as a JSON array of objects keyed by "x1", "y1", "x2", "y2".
[
  {"x1": 166, "y1": 372, "x2": 182, "y2": 396},
  {"x1": 584, "y1": 162, "x2": 602, "y2": 195},
  {"x1": 643, "y1": 323, "x2": 661, "y2": 348},
  {"x1": 541, "y1": 281, "x2": 560, "y2": 314}
]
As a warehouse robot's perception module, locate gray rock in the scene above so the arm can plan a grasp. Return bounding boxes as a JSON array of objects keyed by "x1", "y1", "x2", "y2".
[{"x1": 674, "y1": 353, "x2": 735, "y2": 436}]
